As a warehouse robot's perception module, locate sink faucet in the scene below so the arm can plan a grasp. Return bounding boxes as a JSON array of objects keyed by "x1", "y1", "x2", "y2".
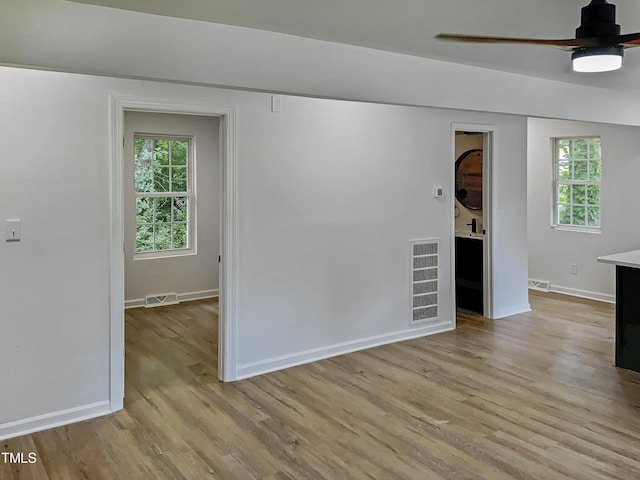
[{"x1": 467, "y1": 218, "x2": 477, "y2": 233}]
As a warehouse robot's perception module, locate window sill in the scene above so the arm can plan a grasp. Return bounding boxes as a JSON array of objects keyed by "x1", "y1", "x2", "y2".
[
  {"x1": 551, "y1": 225, "x2": 601, "y2": 234},
  {"x1": 134, "y1": 249, "x2": 197, "y2": 261}
]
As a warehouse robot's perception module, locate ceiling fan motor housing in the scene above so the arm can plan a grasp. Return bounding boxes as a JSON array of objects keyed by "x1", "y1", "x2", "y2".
[
  {"x1": 576, "y1": 0, "x2": 620, "y2": 39},
  {"x1": 572, "y1": 0, "x2": 624, "y2": 72}
]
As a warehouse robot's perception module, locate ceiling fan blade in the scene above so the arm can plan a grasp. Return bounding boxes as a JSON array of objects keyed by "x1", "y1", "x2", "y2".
[
  {"x1": 618, "y1": 32, "x2": 640, "y2": 47},
  {"x1": 436, "y1": 3, "x2": 640, "y2": 71},
  {"x1": 435, "y1": 33, "x2": 580, "y2": 50}
]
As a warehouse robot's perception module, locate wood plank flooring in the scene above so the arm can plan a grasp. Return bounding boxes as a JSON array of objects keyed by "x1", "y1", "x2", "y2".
[{"x1": 3, "y1": 292, "x2": 640, "y2": 479}]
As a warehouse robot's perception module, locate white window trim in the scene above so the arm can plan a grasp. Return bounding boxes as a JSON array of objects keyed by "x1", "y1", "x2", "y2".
[
  {"x1": 133, "y1": 133, "x2": 197, "y2": 260},
  {"x1": 551, "y1": 136, "x2": 601, "y2": 233}
]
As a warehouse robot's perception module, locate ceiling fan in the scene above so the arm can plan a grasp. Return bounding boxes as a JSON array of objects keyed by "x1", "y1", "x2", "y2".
[{"x1": 436, "y1": 0, "x2": 640, "y2": 72}]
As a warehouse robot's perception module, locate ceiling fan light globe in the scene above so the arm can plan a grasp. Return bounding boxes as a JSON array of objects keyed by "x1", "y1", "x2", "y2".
[{"x1": 572, "y1": 46, "x2": 623, "y2": 72}]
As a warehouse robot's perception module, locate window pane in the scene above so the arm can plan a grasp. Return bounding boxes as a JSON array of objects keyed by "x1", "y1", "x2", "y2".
[
  {"x1": 573, "y1": 206, "x2": 586, "y2": 226},
  {"x1": 171, "y1": 140, "x2": 188, "y2": 166},
  {"x1": 555, "y1": 137, "x2": 600, "y2": 229},
  {"x1": 155, "y1": 223, "x2": 172, "y2": 250},
  {"x1": 589, "y1": 138, "x2": 601, "y2": 159},
  {"x1": 558, "y1": 140, "x2": 571, "y2": 160},
  {"x1": 134, "y1": 166, "x2": 154, "y2": 193},
  {"x1": 173, "y1": 223, "x2": 188, "y2": 249},
  {"x1": 587, "y1": 185, "x2": 600, "y2": 205},
  {"x1": 573, "y1": 139, "x2": 588, "y2": 159},
  {"x1": 558, "y1": 160, "x2": 571, "y2": 180},
  {"x1": 134, "y1": 137, "x2": 143, "y2": 158},
  {"x1": 135, "y1": 138, "x2": 154, "y2": 166},
  {"x1": 136, "y1": 197, "x2": 153, "y2": 224},
  {"x1": 155, "y1": 197, "x2": 172, "y2": 223},
  {"x1": 587, "y1": 206, "x2": 600, "y2": 227},
  {"x1": 572, "y1": 185, "x2": 586, "y2": 205},
  {"x1": 172, "y1": 166, "x2": 187, "y2": 192},
  {"x1": 173, "y1": 197, "x2": 188, "y2": 222},
  {"x1": 136, "y1": 224, "x2": 154, "y2": 252},
  {"x1": 588, "y1": 160, "x2": 601, "y2": 180},
  {"x1": 154, "y1": 139, "x2": 170, "y2": 166},
  {"x1": 573, "y1": 161, "x2": 588, "y2": 180},
  {"x1": 134, "y1": 136, "x2": 192, "y2": 256},
  {"x1": 558, "y1": 184, "x2": 570, "y2": 204},
  {"x1": 153, "y1": 166, "x2": 170, "y2": 192},
  {"x1": 558, "y1": 204, "x2": 571, "y2": 225}
]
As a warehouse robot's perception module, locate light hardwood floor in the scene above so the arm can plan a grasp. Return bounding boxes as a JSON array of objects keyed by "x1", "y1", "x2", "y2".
[{"x1": 3, "y1": 292, "x2": 640, "y2": 479}]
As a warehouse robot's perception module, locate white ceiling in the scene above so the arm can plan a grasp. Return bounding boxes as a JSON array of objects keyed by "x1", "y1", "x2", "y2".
[{"x1": 69, "y1": 0, "x2": 640, "y2": 94}]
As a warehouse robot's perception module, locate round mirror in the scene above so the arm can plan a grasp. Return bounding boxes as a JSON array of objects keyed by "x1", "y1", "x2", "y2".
[{"x1": 455, "y1": 149, "x2": 482, "y2": 210}]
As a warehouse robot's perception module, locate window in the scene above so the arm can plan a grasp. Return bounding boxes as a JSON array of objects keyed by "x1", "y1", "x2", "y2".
[
  {"x1": 553, "y1": 137, "x2": 601, "y2": 231},
  {"x1": 134, "y1": 135, "x2": 194, "y2": 257}
]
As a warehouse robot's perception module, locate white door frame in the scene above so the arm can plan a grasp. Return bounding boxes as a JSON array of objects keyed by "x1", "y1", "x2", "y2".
[
  {"x1": 109, "y1": 96, "x2": 238, "y2": 411},
  {"x1": 451, "y1": 123, "x2": 495, "y2": 320}
]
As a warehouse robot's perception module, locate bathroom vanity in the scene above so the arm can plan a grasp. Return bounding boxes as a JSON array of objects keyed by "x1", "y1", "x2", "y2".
[
  {"x1": 598, "y1": 250, "x2": 640, "y2": 373},
  {"x1": 455, "y1": 233, "x2": 483, "y2": 313}
]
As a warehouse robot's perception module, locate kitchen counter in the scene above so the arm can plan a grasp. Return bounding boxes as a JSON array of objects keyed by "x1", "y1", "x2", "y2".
[
  {"x1": 598, "y1": 250, "x2": 640, "y2": 269},
  {"x1": 597, "y1": 250, "x2": 640, "y2": 372}
]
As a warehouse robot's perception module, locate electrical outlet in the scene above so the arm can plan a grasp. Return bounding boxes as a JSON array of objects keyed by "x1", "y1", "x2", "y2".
[{"x1": 571, "y1": 264, "x2": 578, "y2": 275}]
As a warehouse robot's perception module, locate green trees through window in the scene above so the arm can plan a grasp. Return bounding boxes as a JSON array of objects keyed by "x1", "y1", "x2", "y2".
[
  {"x1": 134, "y1": 136, "x2": 192, "y2": 254},
  {"x1": 555, "y1": 137, "x2": 601, "y2": 229}
]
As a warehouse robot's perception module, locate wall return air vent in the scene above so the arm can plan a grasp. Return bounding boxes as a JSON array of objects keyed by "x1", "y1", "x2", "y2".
[{"x1": 411, "y1": 239, "x2": 439, "y2": 323}]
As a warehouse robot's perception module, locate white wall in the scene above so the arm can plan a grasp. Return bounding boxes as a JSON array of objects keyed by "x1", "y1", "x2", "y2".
[
  {"x1": 3, "y1": 0, "x2": 640, "y2": 127},
  {"x1": 527, "y1": 117, "x2": 640, "y2": 301},
  {"x1": 0, "y1": 66, "x2": 529, "y2": 438},
  {"x1": 235, "y1": 100, "x2": 528, "y2": 371},
  {"x1": 0, "y1": 70, "x2": 112, "y2": 430},
  {"x1": 486, "y1": 124, "x2": 530, "y2": 318},
  {"x1": 124, "y1": 112, "x2": 220, "y2": 303}
]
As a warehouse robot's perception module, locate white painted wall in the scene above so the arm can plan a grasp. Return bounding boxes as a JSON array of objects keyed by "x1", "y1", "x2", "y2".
[
  {"x1": 0, "y1": 70, "x2": 112, "y2": 430},
  {"x1": 3, "y1": 0, "x2": 640, "y2": 127},
  {"x1": 527, "y1": 117, "x2": 640, "y2": 301},
  {"x1": 0, "y1": 65, "x2": 529, "y2": 438},
  {"x1": 234, "y1": 102, "x2": 529, "y2": 370},
  {"x1": 124, "y1": 112, "x2": 220, "y2": 303},
  {"x1": 485, "y1": 124, "x2": 530, "y2": 319}
]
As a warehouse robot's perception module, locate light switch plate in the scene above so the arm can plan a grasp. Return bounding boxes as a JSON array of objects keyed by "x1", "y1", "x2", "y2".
[
  {"x1": 6, "y1": 219, "x2": 21, "y2": 242},
  {"x1": 432, "y1": 186, "x2": 444, "y2": 198}
]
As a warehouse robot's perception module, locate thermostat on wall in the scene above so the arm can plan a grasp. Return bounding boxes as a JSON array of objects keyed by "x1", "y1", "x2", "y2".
[{"x1": 432, "y1": 186, "x2": 444, "y2": 198}]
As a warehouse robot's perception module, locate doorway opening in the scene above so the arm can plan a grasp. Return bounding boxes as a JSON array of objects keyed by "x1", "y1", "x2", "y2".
[
  {"x1": 452, "y1": 125, "x2": 494, "y2": 319},
  {"x1": 123, "y1": 112, "x2": 220, "y2": 402},
  {"x1": 109, "y1": 97, "x2": 238, "y2": 413}
]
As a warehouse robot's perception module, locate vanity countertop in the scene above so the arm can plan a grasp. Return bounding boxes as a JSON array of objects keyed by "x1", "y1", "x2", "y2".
[
  {"x1": 597, "y1": 250, "x2": 640, "y2": 269},
  {"x1": 455, "y1": 231, "x2": 484, "y2": 240}
]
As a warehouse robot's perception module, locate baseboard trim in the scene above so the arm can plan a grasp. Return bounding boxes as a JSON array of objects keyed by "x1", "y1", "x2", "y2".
[
  {"x1": 546, "y1": 284, "x2": 615, "y2": 304},
  {"x1": 125, "y1": 289, "x2": 219, "y2": 309},
  {"x1": 0, "y1": 401, "x2": 111, "y2": 441},
  {"x1": 236, "y1": 320, "x2": 454, "y2": 380},
  {"x1": 178, "y1": 289, "x2": 219, "y2": 303},
  {"x1": 492, "y1": 303, "x2": 532, "y2": 319}
]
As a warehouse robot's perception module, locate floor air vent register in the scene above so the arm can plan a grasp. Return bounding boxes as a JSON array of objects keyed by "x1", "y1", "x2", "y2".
[{"x1": 144, "y1": 292, "x2": 179, "y2": 308}]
